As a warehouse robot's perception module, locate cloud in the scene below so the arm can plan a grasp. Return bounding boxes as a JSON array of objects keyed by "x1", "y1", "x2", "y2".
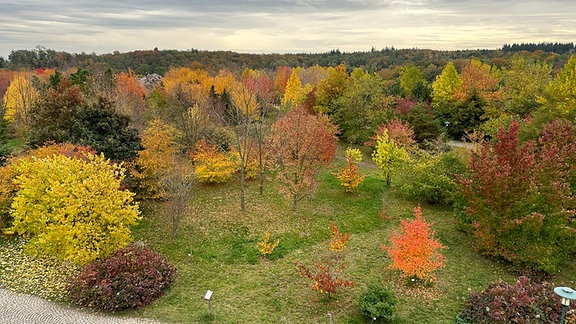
[{"x1": 0, "y1": 0, "x2": 574, "y2": 58}]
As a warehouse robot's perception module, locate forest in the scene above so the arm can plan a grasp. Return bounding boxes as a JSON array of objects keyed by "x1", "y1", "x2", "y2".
[{"x1": 0, "y1": 45, "x2": 575, "y2": 323}]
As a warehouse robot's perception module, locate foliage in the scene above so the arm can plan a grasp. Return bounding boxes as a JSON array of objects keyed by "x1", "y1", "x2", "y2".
[
  {"x1": 540, "y1": 54, "x2": 576, "y2": 115},
  {"x1": 8, "y1": 152, "x2": 140, "y2": 265},
  {"x1": 456, "y1": 276, "x2": 563, "y2": 323},
  {"x1": 192, "y1": 139, "x2": 237, "y2": 183},
  {"x1": 371, "y1": 129, "x2": 409, "y2": 186},
  {"x1": 367, "y1": 118, "x2": 416, "y2": 148},
  {"x1": 328, "y1": 223, "x2": 351, "y2": 252},
  {"x1": 0, "y1": 238, "x2": 81, "y2": 301},
  {"x1": 502, "y1": 56, "x2": 551, "y2": 117},
  {"x1": 266, "y1": 108, "x2": 337, "y2": 209},
  {"x1": 333, "y1": 147, "x2": 365, "y2": 192},
  {"x1": 457, "y1": 120, "x2": 576, "y2": 273},
  {"x1": 69, "y1": 97, "x2": 141, "y2": 161},
  {"x1": 382, "y1": 205, "x2": 445, "y2": 282},
  {"x1": 399, "y1": 64, "x2": 427, "y2": 99},
  {"x1": 2, "y1": 72, "x2": 39, "y2": 136},
  {"x1": 67, "y1": 242, "x2": 177, "y2": 311},
  {"x1": 0, "y1": 143, "x2": 96, "y2": 230},
  {"x1": 131, "y1": 119, "x2": 185, "y2": 199},
  {"x1": 432, "y1": 61, "x2": 462, "y2": 104},
  {"x1": 394, "y1": 149, "x2": 462, "y2": 205},
  {"x1": 258, "y1": 231, "x2": 280, "y2": 257},
  {"x1": 314, "y1": 64, "x2": 350, "y2": 114},
  {"x1": 296, "y1": 260, "x2": 353, "y2": 297},
  {"x1": 358, "y1": 284, "x2": 397, "y2": 323}
]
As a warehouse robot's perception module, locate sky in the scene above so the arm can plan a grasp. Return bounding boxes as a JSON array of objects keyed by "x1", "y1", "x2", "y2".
[{"x1": 0, "y1": 0, "x2": 574, "y2": 59}]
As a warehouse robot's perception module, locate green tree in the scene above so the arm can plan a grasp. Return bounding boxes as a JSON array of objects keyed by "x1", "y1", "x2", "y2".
[
  {"x1": 503, "y1": 56, "x2": 551, "y2": 117},
  {"x1": 399, "y1": 64, "x2": 426, "y2": 99},
  {"x1": 372, "y1": 129, "x2": 409, "y2": 186},
  {"x1": 9, "y1": 152, "x2": 140, "y2": 265},
  {"x1": 539, "y1": 54, "x2": 576, "y2": 116}
]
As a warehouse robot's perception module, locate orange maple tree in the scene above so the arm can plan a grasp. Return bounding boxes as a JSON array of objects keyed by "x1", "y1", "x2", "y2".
[{"x1": 382, "y1": 205, "x2": 445, "y2": 281}]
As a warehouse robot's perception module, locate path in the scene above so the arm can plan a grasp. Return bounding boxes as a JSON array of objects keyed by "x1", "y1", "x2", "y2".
[{"x1": 0, "y1": 288, "x2": 164, "y2": 324}]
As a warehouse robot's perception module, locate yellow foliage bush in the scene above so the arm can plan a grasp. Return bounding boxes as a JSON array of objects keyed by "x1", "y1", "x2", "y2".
[
  {"x1": 333, "y1": 148, "x2": 365, "y2": 192},
  {"x1": 192, "y1": 139, "x2": 237, "y2": 183},
  {"x1": 8, "y1": 153, "x2": 140, "y2": 265},
  {"x1": 258, "y1": 231, "x2": 279, "y2": 256}
]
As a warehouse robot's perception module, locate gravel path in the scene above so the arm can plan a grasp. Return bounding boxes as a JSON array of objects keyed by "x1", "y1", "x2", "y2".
[{"x1": 0, "y1": 289, "x2": 164, "y2": 324}]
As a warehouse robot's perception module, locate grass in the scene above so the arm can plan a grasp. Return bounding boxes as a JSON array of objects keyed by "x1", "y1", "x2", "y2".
[
  {"x1": 125, "y1": 162, "x2": 562, "y2": 324},
  {"x1": 2, "y1": 159, "x2": 575, "y2": 323}
]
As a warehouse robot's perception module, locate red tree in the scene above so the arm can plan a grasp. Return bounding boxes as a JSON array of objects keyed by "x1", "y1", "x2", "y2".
[{"x1": 266, "y1": 108, "x2": 337, "y2": 209}]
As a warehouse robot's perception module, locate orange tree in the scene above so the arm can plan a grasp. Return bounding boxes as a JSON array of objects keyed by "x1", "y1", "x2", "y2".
[
  {"x1": 382, "y1": 205, "x2": 445, "y2": 282},
  {"x1": 266, "y1": 108, "x2": 337, "y2": 210}
]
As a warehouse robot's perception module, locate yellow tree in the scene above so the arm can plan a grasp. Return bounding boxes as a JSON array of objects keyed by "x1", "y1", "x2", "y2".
[
  {"x1": 432, "y1": 61, "x2": 462, "y2": 104},
  {"x1": 9, "y1": 152, "x2": 140, "y2": 265},
  {"x1": 2, "y1": 72, "x2": 39, "y2": 135},
  {"x1": 540, "y1": 54, "x2": 576, "y2": 115},
  {"x1": 281, "y1": 67, "x2": 305, "y2": 107}
]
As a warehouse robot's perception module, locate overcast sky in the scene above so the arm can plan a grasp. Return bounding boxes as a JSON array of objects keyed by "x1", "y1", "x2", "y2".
[{"x1": 0, "y1": 0, "x2": 574, "y2": 58}]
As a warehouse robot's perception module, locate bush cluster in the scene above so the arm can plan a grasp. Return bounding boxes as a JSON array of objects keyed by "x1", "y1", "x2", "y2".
[
  {"x1": 67, "y1": 243, "x2": 177, "y2": 311},
  {"x1": 457, "y1": 276, "x2": 563, "y2": 323}
]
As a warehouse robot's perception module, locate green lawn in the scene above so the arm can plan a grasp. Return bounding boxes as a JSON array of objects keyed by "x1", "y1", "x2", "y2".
[{"x1": 125, "y1": 162, "x2": 576, "y2": 323}]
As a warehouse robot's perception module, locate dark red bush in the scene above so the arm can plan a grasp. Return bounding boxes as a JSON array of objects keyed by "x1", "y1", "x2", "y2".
[
  {"x1": 457, "y1": 276, "x2": 562, "y2": 323},
  {"x1": 67, "y1": 243, "x2": 177, "y2": 311}
]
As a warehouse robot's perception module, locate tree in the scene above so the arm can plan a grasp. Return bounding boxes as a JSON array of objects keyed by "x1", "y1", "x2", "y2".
[
  {"x1": 281, "y1": 67, "x2": 307, "y2": 108},
  {"x1": 8, "y1": 152, "x2": 140, "y2": 265},
  {"x1": 70, "y1": 98, "x2": 141, "y2": 161},
  {"x1": 2, "y1": 72, "x2": 39, "y2": 136},
  {"x1": 266, "y1": 108, "x2": 337, "y2": 210},
  {"x1": 457, "y1": 121, "x2": 576, "y2": 273},
  {"x1": 540, "y1": 54, "x2": 576, "y2": 116},
  {"x1": 115, "y1": 69, "x2": 147, "y2": 132},
  {"x1": 399, "y1": 64, "x2": 427, "y2": 100},
  {"x1": 502, "y1": 56, "x2": 551, "y2": 117},
  {"x1": 314, "y1": 64, "x2": 349, "y2": 113},
  {"x1": 432, "y1": 61, "x2": 462, "y2": 104},
  {"x1": 382, "y1": 205, "x2": 445, "y2": 282},
  {"x1": 333, "y1": 148, "x2": 365, "y2": 193},
  {"x1": 371, "y1": 129, "x2": 409, "y2": 187},
  {"x1": 132, "y1": 119, "x2": 185, "y2": 199}
]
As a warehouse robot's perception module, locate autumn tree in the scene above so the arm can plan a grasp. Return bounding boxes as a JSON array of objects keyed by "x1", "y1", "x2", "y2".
[
  {"x1": 372, "y1": 129, "x2": 409, "y2": 187},
  {"x1": 399, "y1": 64, "x2": 427, "y2": 100},
  {"x1": 2, "y1": 72, "x2": 39, "y2": 137},
  {"x1": 333, "y1": 72, "x2": 393, "y2": 144},
  {"x1": 8, "y1": 152, "x2": 140, "y2": 265},
  {"x1": 432, "y1": 61, "x2": 462, "y2": 104},
  {"x1": 191, "y1": 139, "x2": 237, "y2": 184},
  {"x1": 267, "y1": 108, "x2": 337, "y2": 210},
  {"x1": 296, "y1": 224, "x2": 353, "y2": 297},
  {"x1": 382, "y1": 205, "x2": 445, "y2": 282},
  {"x1": 333, "y1": 147, "x2": 365, "y2": 193},
  {"x1": 502, "y1": 56, "x2": 551, "y2": 117},
  {"x1": 115, "y1": 69, "x2": 147, "y2": 132},
  {"x1": 457, "y1": 120, "x2": 576, "y2": 273},
  {"x1": 539, "y1": 54, "x2": 576, "y2": 116},
  {"x1": 314, "y1": 64, "x2": 349, "y2": 114}
]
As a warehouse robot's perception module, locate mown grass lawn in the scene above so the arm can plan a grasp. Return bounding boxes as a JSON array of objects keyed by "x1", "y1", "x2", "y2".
[{"x1": 125, "y1": 159, "x2": 576, "y2": 323}]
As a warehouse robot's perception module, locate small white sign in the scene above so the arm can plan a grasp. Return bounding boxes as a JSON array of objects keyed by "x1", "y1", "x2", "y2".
[{"x1": 204, "y1": 290, "x2": 213, "y2": 300}]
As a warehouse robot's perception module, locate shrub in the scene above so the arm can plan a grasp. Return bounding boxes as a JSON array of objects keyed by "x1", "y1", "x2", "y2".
[
  {"x1": 258, "y1": 231, "x2": 279, "y2": 257},
  {"x1": 192, "y1": 139, "x2": 237, "y2": 183},
  {"x1": 67, "y1": 243, "x2": 177, "y2": 311},
  {"x1": 456, "y1": 276, "x2": 562, "y2": 323},
  {"x1": 394, "y1": 149, "x2": 462, "y2": 205},
  {"x1": 358, "y1": 284, "x2": 396, "y2": 323}
]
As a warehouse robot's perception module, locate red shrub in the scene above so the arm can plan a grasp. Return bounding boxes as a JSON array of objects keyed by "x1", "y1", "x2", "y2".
[{"x1": 67, "y1": 243, "x2": 177, "y2": 311}]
